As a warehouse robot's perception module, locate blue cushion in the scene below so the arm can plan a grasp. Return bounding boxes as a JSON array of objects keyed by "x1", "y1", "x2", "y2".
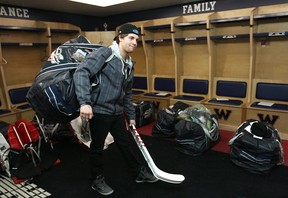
[
  {"x1": 8, "y1": 87, "x2": 30, "y2": 104},
  {"x1": 17, "y1": 104, "x2": 31, "y2": 110},
  {"x1": 132, "y1": 90, "x2": 145, "y2": 95},
  {"x1": 173, "y1": 95, "x2": 204, "y2": 101},
  {"x1": 256, "y1": 83, "x2": 288, "y2": 102},
  {"x1": 208, "y1": 98, "x2": 243, "y2": 106},
  {"x1": 133, "y1": 76, "x2": 147, "y2": 90},
  {"x1": 0, "y1": 109, "x2": 11, "y2": 115},
  {"x1": 183, "y1": 79, "x2": 209, "y2": 94},
  {"x1": 216, "y1": 81, "x2": 247, "y2": 98},
  {"x1": 154, "y1": 78, "x2": 175, "y2": 92}
]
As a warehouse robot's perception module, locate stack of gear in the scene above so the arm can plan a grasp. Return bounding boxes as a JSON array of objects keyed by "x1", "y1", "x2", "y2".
[
  {"x1": 7, "y1": 119, "x2": 42, "y2": 181},
  {"x1": 2, "y1": 118, "x2": 59, "y2": 183},
  {"x1": 152, "y1": 101, "x2": 189, "y2": 137},
  {"x1": 229, "y1": 119, "x2": 284, "y2": 174},
  {"x1": 174, "y1": 104, "x2": 220, "y2": 156}
]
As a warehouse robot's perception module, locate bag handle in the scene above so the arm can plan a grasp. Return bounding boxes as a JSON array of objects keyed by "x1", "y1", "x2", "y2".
[
  {"x1": 12, "y1": 126, "x2": 24, "y2": 149},
  {"x1": 18, "y1": 122, "x2": 33, "y2": 143}
]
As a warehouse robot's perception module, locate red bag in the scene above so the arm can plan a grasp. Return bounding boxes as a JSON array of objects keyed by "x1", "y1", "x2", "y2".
[
  {"x1": 7, "y1": 118, "x2": 60, "y2": 182},
  {"x1": 8, "y1": 119, "x2": 40, "y2": 150}
]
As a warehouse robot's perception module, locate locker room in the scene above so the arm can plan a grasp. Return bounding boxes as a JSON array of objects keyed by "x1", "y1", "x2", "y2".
[{"x1": 0, "y1": 0, "x2": 288, "y2": 197}]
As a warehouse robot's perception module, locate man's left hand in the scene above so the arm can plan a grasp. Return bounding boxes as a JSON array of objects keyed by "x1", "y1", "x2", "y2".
[{"x1": 129, "y1": 120, "x2": 136, "y2": 126}]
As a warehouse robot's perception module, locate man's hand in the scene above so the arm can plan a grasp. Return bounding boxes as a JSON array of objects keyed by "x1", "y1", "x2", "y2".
[
  {"x1": 80, "y1": 104, "x2": 93, "y2": 120},
  {"x1": 129, "y1": 119, "x2": 136, "y2": 126}
]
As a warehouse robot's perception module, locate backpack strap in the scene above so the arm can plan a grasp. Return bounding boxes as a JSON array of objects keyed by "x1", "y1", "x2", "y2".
[
  {"x1": 94, "y1": 47, "x2": 114, "y2": 86},
  {"x1": 105, "y1": 47, "x2": 114, "y2": 63}
]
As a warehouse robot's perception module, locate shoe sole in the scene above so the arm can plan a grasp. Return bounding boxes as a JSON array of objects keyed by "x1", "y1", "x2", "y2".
[
  {"x1": 91, "y1": 185, "x2": 114, "y2": 196},
  {"x1": 135, "y1": 179, "x2": 159, "y2": 183}
]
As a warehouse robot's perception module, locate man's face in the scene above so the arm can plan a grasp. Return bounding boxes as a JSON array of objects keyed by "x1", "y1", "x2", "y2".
[{"x1": 120, "y1": 33, "x2": 139, "y2": 54}]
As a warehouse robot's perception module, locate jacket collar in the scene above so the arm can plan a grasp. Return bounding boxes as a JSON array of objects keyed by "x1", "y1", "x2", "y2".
[{"x1": 110, "y1": 41, "x2": 133, "y2": 69}]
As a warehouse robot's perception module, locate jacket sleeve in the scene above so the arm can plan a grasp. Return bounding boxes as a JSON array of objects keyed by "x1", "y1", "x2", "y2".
[
  {"x1": 123, "y1": 67, "x2": 136, "y2": 120},
  {"x1": 73, "y1": 47, "x2": 112, "y2": 106}
]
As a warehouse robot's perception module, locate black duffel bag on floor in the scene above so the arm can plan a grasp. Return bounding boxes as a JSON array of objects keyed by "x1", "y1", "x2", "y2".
[
  {"x1": 152, "y1": 101, "x2": 189, "y2": 137},
  {"x1": 133, "y1": 100, "x2": 155, "y2": 128},
  {"x1": 229, "y1": 119, "x2": 284, "y2": 174},
  {"x1": 174, "y1": 104, "x2": 220, "y2": 156}
]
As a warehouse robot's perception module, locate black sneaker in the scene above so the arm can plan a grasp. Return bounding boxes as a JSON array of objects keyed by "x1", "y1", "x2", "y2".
[
  {"x1": 91, "y1": 175, "x2": 114, "y2": 196},
  {"x1": 135, "y1": 167, "x2": 158, "y2": 183}
]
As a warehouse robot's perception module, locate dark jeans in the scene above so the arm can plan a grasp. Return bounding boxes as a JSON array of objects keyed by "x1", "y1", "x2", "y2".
[{"x1": 89, "y1": 113, "x2": 142, "y2": 180}]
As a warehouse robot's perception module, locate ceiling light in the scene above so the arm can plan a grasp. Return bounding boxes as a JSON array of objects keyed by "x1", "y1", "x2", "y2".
[{"x1": 68, "y1": 0, "x2": 135, "y2": 7}]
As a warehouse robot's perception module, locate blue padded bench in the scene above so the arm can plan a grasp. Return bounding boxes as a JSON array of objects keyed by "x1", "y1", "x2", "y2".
[
  {"x1": 132, "y1": 90, "x2": 145, "y2": 95},
  {"x1": 132, "y1": 76, "x2": 147, "y2": 95},
  {"x1": 0, "y1": 99, "x2": 11, "y2": 115},
  {"x1": 144, "y1": 77, "x2": 175, "y2": 97},
  {"x1": 208, "y1": 80, "x2": 247, "y2": 106},
  {"x1": 250, "y1": 82, "x2": 288, "y2": 111},
  {"x1": 8, "y1": 87, "x2": 31, "y2": 110},
  {"x1": 173, "y1": 79, "x2": 208, "y2": 101},
  {"x1": 0, "y1": 109, "x2": 11, "y2": 115}
]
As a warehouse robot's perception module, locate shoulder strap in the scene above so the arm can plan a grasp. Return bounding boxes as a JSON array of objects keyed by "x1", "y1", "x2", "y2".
[
  {"x1": 105, "y1": 47, "x2": 114, "y2": 63},
  {"x1": 98, "y1": 47, "x2": 114, "y2": 73}
]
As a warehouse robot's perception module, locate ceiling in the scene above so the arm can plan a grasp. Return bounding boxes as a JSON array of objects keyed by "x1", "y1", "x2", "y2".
[{"x1": 0, "y1": 0, "x2": 202, "y2": 17}]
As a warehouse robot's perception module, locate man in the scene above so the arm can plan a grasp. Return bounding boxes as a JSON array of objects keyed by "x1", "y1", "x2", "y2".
[{"x1": 73, "y1": 24, "x2": 158, "y2": 196}]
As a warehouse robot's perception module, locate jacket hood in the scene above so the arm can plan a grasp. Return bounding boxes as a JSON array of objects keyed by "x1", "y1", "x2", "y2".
[{"x1": 110, "y1": 41, "x2": 133, "y2": 76}]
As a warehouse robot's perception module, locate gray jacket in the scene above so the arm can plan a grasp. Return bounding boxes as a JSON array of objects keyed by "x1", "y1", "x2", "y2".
[{"x1": 73, "y1": 41, "x2": 136, "y2": 120}]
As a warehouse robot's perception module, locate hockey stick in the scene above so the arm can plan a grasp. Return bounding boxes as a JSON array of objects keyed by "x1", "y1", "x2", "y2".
[{"x1": 129, "y1": 125, "x2": 185, "y2": 184}]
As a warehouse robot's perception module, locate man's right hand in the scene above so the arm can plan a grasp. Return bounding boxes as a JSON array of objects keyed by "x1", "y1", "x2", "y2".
[{"x1": 80, "y1": 104, "x2": 93, "y2": 120}]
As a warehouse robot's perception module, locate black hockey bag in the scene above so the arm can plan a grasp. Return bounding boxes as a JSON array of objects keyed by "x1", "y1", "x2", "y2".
[
  {"x1": 26, "y1": 35, "x2": 103, "y2": 123},
  {"x1": 174, "y1": 104, "x2": 220, "y2": 156},
  {"x1": 152, "y1": 101, "x2": 189, "y2": 137},
  {"x1": 133, "y1": 100, "x2": 155, "y2": 128},
  {"x1": 229, "y1": 119, "x2": 284, "y2": 174}
]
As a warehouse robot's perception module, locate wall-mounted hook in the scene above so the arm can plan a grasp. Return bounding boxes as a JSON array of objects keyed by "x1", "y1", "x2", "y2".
[{"x1": 1, "y1": 57, "x2": 7, "y2": 64}]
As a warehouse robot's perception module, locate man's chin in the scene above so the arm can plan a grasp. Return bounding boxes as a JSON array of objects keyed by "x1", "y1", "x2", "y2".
[{"x1": 128, "y1": 49, "x2": 135, "y2": 53}]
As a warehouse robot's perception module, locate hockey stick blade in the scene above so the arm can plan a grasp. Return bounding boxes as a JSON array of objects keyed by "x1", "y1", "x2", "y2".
[{"x1": 130, "y1": 125, "x2": 185, "y2": 184}]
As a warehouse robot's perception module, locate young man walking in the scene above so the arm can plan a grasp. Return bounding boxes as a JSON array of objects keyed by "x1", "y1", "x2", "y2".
[{"x1": 73, "y1": 24, "x2": 158, "y2": 196}]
